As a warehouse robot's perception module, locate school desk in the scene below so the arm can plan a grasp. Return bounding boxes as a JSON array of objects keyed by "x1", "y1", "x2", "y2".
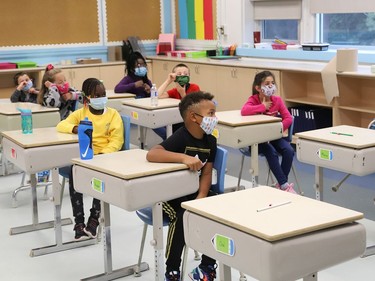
[
  {"x1": 0, "y1": 103, "x2": 60, "y2": 175},
  {"x1": 72, "y1": 149, "x2": 199, "y2": 281},
  {"x1": 296, "y1": 125, "x2": 375, "y2": 257},
  {"x1": 182, "y1": 186, "x2": 366, "y2": 281},
  {"x1": 121, "y1": 97, "x2": 182, "y2": 148},
  {"x1": 215, "y1": 110, "x2": 282, "y2": 186},
  {"x1": 1, "y1": 127, "x2": 96, "y2": 256}
]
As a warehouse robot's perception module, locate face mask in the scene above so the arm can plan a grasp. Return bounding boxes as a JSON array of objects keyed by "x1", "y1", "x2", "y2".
[
  {"x1": 23, "y1": 80, "x2": 33, "y2": 91},
  {"x1": 261, "y1": 84, "x2": 276, "y2": 97},
  {"x1": 134, "y1": 66, "x2": 147, "y2": 77},
  {"x1": 175, "y1": 75, "x2": 190, "y2": 86},
  {"x1": 56, "y1": 82, "x2": 70, "y2": 94},
  {"x1": 89, "y1": 96, "x2": 108, "y2": 110},
  {"x1": 198, "y1": 115, "x2": 219, "y2": 135}
]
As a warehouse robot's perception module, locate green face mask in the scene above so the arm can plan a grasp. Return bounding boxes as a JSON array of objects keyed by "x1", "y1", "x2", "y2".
[{"x1": 175, "y1": 75, "x2": 190, "y2": 86}]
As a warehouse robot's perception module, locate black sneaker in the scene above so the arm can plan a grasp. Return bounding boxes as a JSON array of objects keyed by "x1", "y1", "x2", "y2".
[
  {"x1": 165, "y1": 271, "x2": 180, "y2": 281},
  {"x1": 84, "y1": 216, "x2": 99, "y2": 238},
  {"x1": 189, "y1": 264, "x2": 217, "y2": 281},
  {"x1": 74, "y1": 223, "x2": 89, "y2": 241}
]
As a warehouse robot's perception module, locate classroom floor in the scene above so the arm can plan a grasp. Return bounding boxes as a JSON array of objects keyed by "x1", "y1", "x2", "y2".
[{"x1": 1, "y1": 128, "x2": 374, "y2": 281}]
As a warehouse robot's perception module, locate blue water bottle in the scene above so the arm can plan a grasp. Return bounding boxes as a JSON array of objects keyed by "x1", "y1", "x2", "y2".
[
  {"x1": 18, "y1": 108, "x2": 33, "y2": 134},
  {"x1": 78, "y1": 117, "x2": 93, "y2": 160}
]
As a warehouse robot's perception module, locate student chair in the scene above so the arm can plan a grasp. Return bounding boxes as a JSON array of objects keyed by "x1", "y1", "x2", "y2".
[
  {"x1": 134, "y1": 146, "x2": 228, "y2": 278},
  {"x1": 236, "y1": 116, "x2": 303, "y2": 194}
]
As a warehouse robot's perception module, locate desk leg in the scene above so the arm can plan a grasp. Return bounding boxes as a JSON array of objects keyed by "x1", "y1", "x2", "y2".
[
  {"x1": 81, "y1": 202, "x2": 149, "y2": 281},
  {"x1": 249, "y1": 144, "x2": 258, "y2": 187},
  {"x1": 30, "y1": 168, "x2": 96, "y2": 257},
  {"x1": 9, "y1": 173, "x2": 68, "y2": 235},
  {"x1": 219, "y1": 262, "x2": 232, "y2": 281},
  {"x1": 153, "y1": 202, "x2": 164, "y2": 281},
  {"x1": 166, "y1": 124, "x2": 173, "y2": 138},
  {"x1": 139, "y1": 126, "x2": 146, "y2": 149},
  {"x1": 315, "y1": 166, "x2": 323, "y2": 201}
]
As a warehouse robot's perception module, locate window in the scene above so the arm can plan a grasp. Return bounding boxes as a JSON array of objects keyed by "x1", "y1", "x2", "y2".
[
  {"x1": 262, "y1": 20, "x2": 299, "y2": 41},
  {"x1": 319, "y1": 13, "x2": 375, "y2": 46}
]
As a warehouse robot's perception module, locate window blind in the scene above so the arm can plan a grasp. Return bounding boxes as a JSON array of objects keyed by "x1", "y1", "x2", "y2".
[
  {"x1": 310, "y1": 0, "x2": 375, "y2": 14},
  {"x1": 253, "y1": 0, "x2": 302, "y2": 20}
]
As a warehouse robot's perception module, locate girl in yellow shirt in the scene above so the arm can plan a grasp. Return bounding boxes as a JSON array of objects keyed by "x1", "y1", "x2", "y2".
[{"x1": 57, "y1": 78, "x2": 123, "y2": 240}]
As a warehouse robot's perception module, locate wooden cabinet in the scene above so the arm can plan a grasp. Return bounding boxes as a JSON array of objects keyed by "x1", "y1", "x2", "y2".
[
  {"x1": 151, "y1": 60, "x2": 174, "y2": 90},
  {"x1": 336, "y1": 74, "x2": 375, "y2": 128},
  {"x1": 99, "y1": 64, "x2": 125, "y2": 90},
  {"x1": 184, "y1": 62, "x2": 217, "y2": 94},
  {"x1": 65, "y1": 66, "x2": 101, "y2": 90}
]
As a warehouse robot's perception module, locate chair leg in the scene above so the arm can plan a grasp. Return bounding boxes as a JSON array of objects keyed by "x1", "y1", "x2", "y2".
[
  {"x1": 12, "y1": 172, "x2": 28, "y2": 207},
  {"x1": 134, "y1": 223, "x2": 148, "y2": 277},
  {"x1": 236, "y1": 154, "x2": 245, "y2": 191}
]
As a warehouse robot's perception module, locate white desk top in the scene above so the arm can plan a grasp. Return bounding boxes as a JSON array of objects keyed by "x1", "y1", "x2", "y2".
[
  {"x1": 105, "y1": 90, "x2": 135, "y2": 99},
  {"x1": 216, "y1": 110, "x2": 281, "y2": 127},
  {"x1": 1, "y1": 127, "x2": 77, "y2": 148},
  {"x1": 72, "y1": 149, "x2": 189, "y2": 180},
  {"x1": 0, "y1": 103, "x2": 58, "y2": 115},
  {"x1": 296, "y1": 125, "x2": 375, "y2": 149},
  {"x1": 122, "y1": 97, "x2": 180, "y2": 110},
  {"x1": 182, "y1": 186, "x2": 363, "y2": 242}
]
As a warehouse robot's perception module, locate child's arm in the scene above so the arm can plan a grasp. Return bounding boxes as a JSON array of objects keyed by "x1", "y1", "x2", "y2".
[
  {"x1": 100, "y1": 112, "x2": 124, "y2": 154},
  {"x1": 241, "y1": 95, "x2": 269, "y2": 116},
  {"x1": 114, "y1": 76, "x2": 139, "y2": 93},
  {"x1": 196, "y1": 162, "x2": 213, "y2": 199},
  {"x1": 56, "y1": 110, "x2": 81, "y2": 133},
  {"x1": 278, "y1": 98, "x2": 293, "y2": 132},
  {"x1": 10, "y1": 89, "x2": 22, "y2": 102},
  {"x1": 147, "y1": 145, "x2": 204, "y2": 171},
  {"x1": 158, "y1": 73, "x2": 176, "y2": 98}
]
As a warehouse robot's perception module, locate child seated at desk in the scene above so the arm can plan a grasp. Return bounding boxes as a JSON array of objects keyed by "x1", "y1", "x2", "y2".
[
  {"x1": 241, "y1": 70, "x2": 296, "y2": 194},
  {"x1": 57, "y1": 78, "x2": 124, "y2": 240},
  {"x1": 114, "y1": 51, "x2": 152, "y2": 98},
  {"x1": 38, "y1": 64, "x2": 83, "y2": 120},
  {"x1": 147, "y1": 92, "x2": 218, "y2": 281},
  {"x1": 10, "y1": 72, "x2": 39, "y2": 103}
]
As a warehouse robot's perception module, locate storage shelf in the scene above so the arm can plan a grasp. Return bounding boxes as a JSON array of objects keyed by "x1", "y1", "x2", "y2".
[
  {"x1": 338, "y1": 105, "x2": 375, "y2": 114},
  {"x1": 285, "y1": 97, "x2": 332, "y2": 108}
]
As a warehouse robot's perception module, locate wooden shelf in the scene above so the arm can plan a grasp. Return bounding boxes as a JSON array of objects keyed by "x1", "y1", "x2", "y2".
[{"x1": 285, "y1": 97, "x2": 331, "y2": 107}]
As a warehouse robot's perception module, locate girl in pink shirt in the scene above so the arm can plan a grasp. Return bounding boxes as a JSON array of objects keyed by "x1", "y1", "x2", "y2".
[{"x1": 241, "y1": 70, "x2": 296, "y2": 194}]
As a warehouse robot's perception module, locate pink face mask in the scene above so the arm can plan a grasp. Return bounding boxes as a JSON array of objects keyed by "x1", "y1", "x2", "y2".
[{"x1": 56, "y1": 82, "x2": 70, "y2": 94}]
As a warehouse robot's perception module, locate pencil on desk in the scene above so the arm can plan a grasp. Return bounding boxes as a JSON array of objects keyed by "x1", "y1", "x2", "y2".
[{"x1": 257, "y1": 201, "x2": 291, "y2": 212}]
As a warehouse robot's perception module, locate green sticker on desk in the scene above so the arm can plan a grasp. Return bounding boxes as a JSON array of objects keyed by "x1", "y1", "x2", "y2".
[
  {"x1": 318, "y1": 148, "x2": 333, "y2": 161},
  {"x1": 92, "y1": 177, "x2": 105, "y2": 193},
  {"x1": 211, "y1": 234, "x2": 235, "y2": 256}
]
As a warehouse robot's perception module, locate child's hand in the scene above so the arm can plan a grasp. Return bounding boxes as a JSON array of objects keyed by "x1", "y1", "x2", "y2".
[
  {"x1": 182, "y1": 155, "x2": 204, "y2": 171},
  {"x1": 262, "y1": 97, "x2": 272, "y2": 110},
  {"x1": 16, "y1": 81, "x2": 27, "y2": 91},
  {"x1": 134, "y1": 80, "x2": 144, "y2": 88},
  {"x1": 176, "y1": 83, "x2": 186, "y2": 97},
  {"x1": 144, "y1": 83, "x2": 151, "y2": 93},
  {"x1": 44, "y1": 81, "x2": 53, "y2": 88},
  {"x1": 29, "y1": 88, "x2": 39, "y2": 94},
  {"x1": 61, "y1": 92, "x2": 72, "y2": 101},
  {"x1": 168, "y1": 73, "x2": 177, "y2": 83}
]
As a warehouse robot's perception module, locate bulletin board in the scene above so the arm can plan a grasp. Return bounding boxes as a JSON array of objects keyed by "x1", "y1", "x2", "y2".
[
  {"x1": 0, "y1": 0, "x2": 100, "y2": 47},
  {"x1": 175, "y1": 0, "x2": 217, "y2": 40},
  {"x1": 106, "y1": 0, "x2": 161, "y2": 41}
]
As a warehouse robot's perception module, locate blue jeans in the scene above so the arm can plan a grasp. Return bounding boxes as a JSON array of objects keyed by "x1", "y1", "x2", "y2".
[{"x1": 258, "y1": 137, "x2": 294, "y2": 186}]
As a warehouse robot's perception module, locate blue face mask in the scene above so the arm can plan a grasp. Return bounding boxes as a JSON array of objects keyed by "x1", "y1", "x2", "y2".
[
  {"x1": 23, "y1": 80, "x2": 33, "y2": 91},
  {"x1": 89, "y1": 97, "x2": 108, "y2": 110},
  {"x1": 134, "y1": 66, "x2": 147, "y2": 77}
]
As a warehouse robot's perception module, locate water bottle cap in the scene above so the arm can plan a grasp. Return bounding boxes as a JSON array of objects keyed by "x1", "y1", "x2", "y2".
[
  {"x1": 79, "y1": 117, "x2": 92, "y2": 125},
  {"x1": 17, "y1": 108, "x2": 32, "y2": 115}
]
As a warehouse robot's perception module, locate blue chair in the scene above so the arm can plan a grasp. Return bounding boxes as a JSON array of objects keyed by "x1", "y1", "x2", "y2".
[
  {"x1": 237, "y1": 116, "x2": 302, "y2": 194},
  {"x1": 134, "y1": 146, "x2": 228, "y2": 277}
]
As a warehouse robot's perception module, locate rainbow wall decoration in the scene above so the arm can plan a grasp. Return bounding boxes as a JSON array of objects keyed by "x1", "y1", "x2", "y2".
[{"x1": 177, "y1": 0, "x2": 215, "y2": 40}]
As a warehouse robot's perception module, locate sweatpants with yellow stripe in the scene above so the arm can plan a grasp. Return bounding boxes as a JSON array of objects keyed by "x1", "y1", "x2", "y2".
[{"x1": 163, "y1": 192, "x2": 215, "y2": 273}]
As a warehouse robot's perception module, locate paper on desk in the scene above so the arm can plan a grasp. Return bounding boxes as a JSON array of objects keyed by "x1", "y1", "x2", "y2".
[{"x1": 321, "y1": 55, "x2": 339, "y2": 104}]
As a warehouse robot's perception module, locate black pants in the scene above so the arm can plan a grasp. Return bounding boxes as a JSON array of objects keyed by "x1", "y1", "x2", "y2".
[
  {"x1": 163, "y1": 192, "x2": 216, "y2": 273},
  {"x1": 68, "y1": 166, "x2": 100, "y2": 224}
]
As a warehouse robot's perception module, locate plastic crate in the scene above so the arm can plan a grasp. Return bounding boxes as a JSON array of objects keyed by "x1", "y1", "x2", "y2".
[
  {"x1": 271, "y1": 44, "x2": 287, "y2": 50},
  {"x1": 15, "y1": 61, "x2": 37, "y2": 68},
  {"x1": 185, "y1": 51, "x2": 207, "y2": 58},
  {"x1": 0, "y1": 62, "x2": 17, "y2": 69}
]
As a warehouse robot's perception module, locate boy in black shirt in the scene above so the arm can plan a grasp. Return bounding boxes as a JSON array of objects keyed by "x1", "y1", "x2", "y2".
[{"x1": 147, "y1": 91, "x2": 218, "y2": 281}]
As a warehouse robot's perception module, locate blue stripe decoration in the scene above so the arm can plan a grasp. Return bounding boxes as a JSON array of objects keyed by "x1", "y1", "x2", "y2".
[
  {"x1": 178, "y1": 0, "x2": 188, "y2": 39},
  {"x1": 163, "y1": 0, "x2": 172, "y2": 33}
]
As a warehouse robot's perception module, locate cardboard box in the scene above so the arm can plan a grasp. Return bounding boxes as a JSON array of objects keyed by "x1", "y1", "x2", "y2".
[{"x1": 76, "y1": 58, "x2": 102, "y2": 64}]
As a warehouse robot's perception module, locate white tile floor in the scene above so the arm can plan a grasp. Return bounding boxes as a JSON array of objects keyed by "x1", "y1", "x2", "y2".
[{"x1": 0, "y1": 171, "x2": 375, "y2": 281}]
